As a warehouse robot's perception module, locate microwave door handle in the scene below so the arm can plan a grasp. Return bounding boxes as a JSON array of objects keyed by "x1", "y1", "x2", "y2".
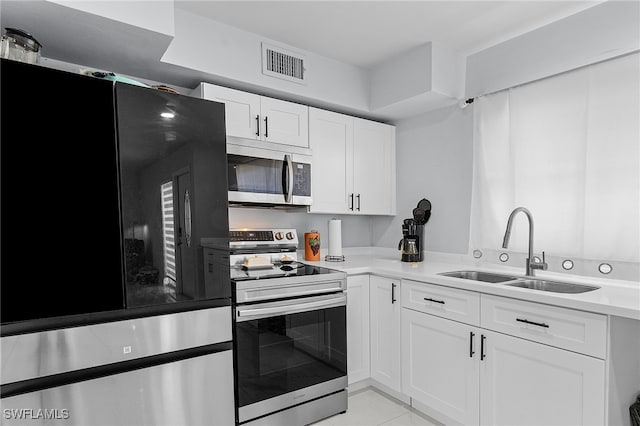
[
  {"x1": 287, "y1": 155, "x2": 294, "y2": 202},
  {"x1": 282, "y1": 154, "x2": 294, "y2": 203},
  {"x1": 282, "y1": 156, "x2": 288, "y2": 202},
  {"x1": 236, "y1": 294, "x2": 346, "y2": 322}
]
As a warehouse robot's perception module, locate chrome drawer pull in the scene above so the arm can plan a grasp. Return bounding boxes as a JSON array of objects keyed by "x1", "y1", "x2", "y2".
[{"x1": 516, "y1": 318, "x2": 549, "y2": 328}]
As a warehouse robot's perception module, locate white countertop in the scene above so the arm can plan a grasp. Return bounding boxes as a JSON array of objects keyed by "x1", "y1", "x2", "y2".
[{"x1": 306, "y1": 248, "x2": 640, "y2": 320}]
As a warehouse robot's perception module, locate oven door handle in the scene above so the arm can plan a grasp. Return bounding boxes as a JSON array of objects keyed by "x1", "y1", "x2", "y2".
[{"x1": 236, "y1": 293, "x2": 346, "y2": 322}]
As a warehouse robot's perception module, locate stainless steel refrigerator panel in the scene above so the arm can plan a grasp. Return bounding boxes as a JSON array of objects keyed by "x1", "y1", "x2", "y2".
[
  {"x1": 1, "y1": 350, "x2": 235, "y2": 426},
  {"x1": 1, "y1": 307, "x2": 231, "y2": 385}
]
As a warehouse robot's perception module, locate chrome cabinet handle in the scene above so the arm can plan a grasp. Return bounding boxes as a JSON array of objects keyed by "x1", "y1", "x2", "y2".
[
  {"x1": 264, "y1": 116, "x2": 269, "y2": 138},
  {"x1": 255, "y1": 115, "x2": 260, "y2": 136},
  {"x1": 349, "y1": 193, "x2": 354, "y2": 211},
  {"x1": 356, "y1": 194, "x2": 361, "y2": 211},
  {"x1": 480, "y1": 334, "x2": 486, "y2": 361},
  {"x1": 391, "y1": 283, "x2": 397, "y2": 304}
]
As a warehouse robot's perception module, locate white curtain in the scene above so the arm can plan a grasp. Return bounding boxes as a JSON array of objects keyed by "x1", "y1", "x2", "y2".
[{"x1": 470, "y1": 52, "x2": 640, "y2": 264}]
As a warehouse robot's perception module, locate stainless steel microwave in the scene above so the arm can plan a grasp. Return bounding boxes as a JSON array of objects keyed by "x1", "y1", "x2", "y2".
[{"x1": 227, "y1": 144, "x2": 312, "y2": 207}]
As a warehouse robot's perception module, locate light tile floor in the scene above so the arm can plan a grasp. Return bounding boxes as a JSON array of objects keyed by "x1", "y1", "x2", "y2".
[{"x1": 312, "y1": 389, "x2": 442, "y2": 426}]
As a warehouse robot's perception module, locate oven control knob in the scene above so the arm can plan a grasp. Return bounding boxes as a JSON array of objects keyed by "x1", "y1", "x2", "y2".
[
  {"x1": 285, "y1": 232, "x2": 294, "y2": 240},
  {"x1": 274, "y1": 232, "x2": 284, "y2": 240}
]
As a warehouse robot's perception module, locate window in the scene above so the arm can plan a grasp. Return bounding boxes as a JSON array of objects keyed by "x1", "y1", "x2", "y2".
[
  {"x1": 161, "y1": 181, "x2": 176, "y2": 284},
  {"x1": 470, "y1": 53, "x2": 639, "y2": 266}
]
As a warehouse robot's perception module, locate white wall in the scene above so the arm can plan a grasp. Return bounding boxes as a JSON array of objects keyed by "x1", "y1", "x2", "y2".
[
  {"x1": 466, "y1": 0, "x2": 640, "y2": 98},
  {"x1": 372, "y1": 104, "x2": 474, "y2": 254},
  {"x1": 47, "y1": 0, "x2": 175, "y2": 37},
  {"x1": 162, "y1": 9, "x2": 372, "y2": 117},
  {"x1": 229, "y1": 208, "x2": 374, "y2": 250}
]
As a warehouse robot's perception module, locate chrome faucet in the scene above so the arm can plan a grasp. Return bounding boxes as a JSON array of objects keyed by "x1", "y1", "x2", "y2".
[{"x1": 502, "y1": 207, "x2": 548, "y2": 277}]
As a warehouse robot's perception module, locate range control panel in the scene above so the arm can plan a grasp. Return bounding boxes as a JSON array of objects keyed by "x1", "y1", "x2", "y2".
[{"x1": 229, "y1": 228, "x2": 298, "y2": 247}]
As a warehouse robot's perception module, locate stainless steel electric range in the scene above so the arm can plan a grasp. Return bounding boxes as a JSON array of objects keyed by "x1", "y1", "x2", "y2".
[{"x1": 230, "y1": 228, "x2": 348, "y2": 426}]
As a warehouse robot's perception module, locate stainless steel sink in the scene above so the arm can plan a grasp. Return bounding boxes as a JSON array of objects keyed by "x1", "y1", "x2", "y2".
[
  {"x1": 438, "y1": 270, "x2": 520, "y2": 283},
  {"x1": 504, "y1": 279, "x2": 600, "y2": 294},
  {"x1": 439, "y1": 270, "x2": 600, "y2": 294}
]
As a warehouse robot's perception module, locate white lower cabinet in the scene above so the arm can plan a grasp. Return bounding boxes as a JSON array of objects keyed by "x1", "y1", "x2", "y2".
[
  {"x1": 401, "y1": 281, "x2": 607, "y2": 426},
  {"x1": 348, "y1": 276, "x2": 607, "y2": 426},
  {"x1": 402, "y1": 308, "x2": 479, "y2": 425},
  {"x1": 480, "y1": 328, "x2": 605, "y2": 426},
  {"x1": 369, "y1": 276, "x2": 402, "y2": 392},
  {"x1": 346, "y1": 275, "x2": 370, "y2": 385}
]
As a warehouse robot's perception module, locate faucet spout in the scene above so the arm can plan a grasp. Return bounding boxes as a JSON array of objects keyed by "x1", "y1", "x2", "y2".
[{"x1": 502, "y1": 207, "x2": 545, "y2": 276}]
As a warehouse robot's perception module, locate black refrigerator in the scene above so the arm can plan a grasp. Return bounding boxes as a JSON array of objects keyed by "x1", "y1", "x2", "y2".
[{"x1": 0, "y1": 59, "x2": 234, "y2": 425}]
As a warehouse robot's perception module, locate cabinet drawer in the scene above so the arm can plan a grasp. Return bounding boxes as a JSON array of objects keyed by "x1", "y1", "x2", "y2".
[
  {"x1": 480, "y1": 294, "x2": 607, "y2": 358},
  {"x1": 401, "y1": 280, "x2": 480, "y2": 326}
]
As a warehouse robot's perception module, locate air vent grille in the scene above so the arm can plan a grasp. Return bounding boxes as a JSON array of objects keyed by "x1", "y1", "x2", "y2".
[{"x1": 262, "y1": 43, "x2": 306, "y2": 84}]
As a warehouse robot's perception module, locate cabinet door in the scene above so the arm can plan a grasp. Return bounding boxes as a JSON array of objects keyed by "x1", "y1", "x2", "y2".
[
  {"x1": 402, "y1": 309, "x2": 480, "y2": 426},
  {"x1": 353, "y1": 118, "x2": 395, "y2": 215},
  {"x1": 200, "y1": 84, "x2": 260, "y2": 140},
  {"x1": 346, "y1": 275, "x2": 370, "y2": 385},
  {"x1": 308, "y1": 108, "x2": 352, "y2": 214},
  {"x1": 260, "y1": 96, "x2": 309, "y2": 148},
  {"x1": 480, "y1": 329, "x2": 605, "y2": 426},
  {"x1": 369, "y1": 276, "x2": 401, "y2": 392}
]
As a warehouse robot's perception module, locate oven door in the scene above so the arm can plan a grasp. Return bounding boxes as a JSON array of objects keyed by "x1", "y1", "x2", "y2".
[
  {"x1": 235, "y1": 293, "x2": 347, "y2": 423},
  {"x1": 227, "y1": 144, "x2": 312, "y2": 206}
]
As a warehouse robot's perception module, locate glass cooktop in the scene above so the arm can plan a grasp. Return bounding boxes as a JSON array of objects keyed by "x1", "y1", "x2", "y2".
[{"x1": 230, "y1": 262, "x2": 340, "y2": 282}]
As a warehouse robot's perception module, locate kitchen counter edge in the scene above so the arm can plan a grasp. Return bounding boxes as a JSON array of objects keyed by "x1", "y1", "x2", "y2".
[{"x1": 311, "y1": 253, "x2": 640, "y2": 321}]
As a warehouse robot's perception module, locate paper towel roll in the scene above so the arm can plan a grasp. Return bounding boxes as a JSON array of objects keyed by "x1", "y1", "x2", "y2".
[{"x1": 328, "y1": 218, "x2": 342, "y2": 257}]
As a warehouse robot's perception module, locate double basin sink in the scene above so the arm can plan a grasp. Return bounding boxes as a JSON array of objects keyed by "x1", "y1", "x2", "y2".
[{"x1": 438, "y1": 270, "x2": 600, "y2": 294}]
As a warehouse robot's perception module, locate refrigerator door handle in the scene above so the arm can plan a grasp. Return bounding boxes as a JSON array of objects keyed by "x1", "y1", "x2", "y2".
[{"x1": 184, "y1": 188, "x2": 192, "y2": 248}]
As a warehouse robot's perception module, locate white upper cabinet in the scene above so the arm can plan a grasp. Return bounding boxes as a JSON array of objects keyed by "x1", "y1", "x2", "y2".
[
  {"x1": 198, "y1": 84, "x2": 260, "y2": 140},
  {"x1": 194, "y1": 83, "x2": 309, "y2": 148},
  {"x1": 352, "y1": 118, "x2": 395, "y2": 215},
  {"x1": 308, "y1": 108, "x2": 352, "y2": 214},
  {"x1": 309, "y1": 108, "x2": 396, "y2": 215},
  {"x1": 259, "y1": 97, "x2": 309, "y2": 148}
]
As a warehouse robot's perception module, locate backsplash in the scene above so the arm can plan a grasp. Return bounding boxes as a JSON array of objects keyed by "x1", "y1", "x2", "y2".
[
  {"x1": 473, "y1": 248, "x2": 640, "y2": 283},
  {"x1": 228, "y1": 206, "x2": 374, "y2": 248}
]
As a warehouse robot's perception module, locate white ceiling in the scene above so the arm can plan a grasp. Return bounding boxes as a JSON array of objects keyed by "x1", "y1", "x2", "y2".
[{"x1": 175, "y1": 1, "x2": 603, "y2": 69}]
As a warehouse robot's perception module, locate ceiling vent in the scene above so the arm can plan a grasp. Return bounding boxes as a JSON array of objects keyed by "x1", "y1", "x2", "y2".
[{"x1": 262, "y1": 43, "x2": 306, "y2": 84}]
